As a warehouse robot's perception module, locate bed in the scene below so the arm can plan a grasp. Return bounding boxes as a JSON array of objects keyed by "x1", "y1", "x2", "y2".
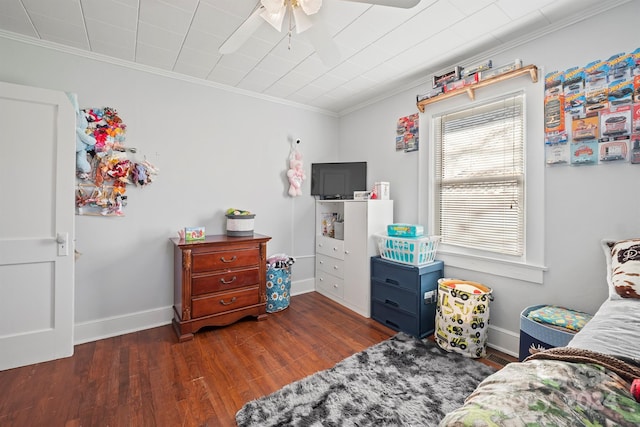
[{"x1": 439, "y1": 239, "x2": 640, "y2": 426}]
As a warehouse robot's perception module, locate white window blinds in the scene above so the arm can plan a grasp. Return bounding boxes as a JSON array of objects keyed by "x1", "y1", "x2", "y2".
[{"x1": 434, "y1": 93, "x2": 524, "y2": 256}]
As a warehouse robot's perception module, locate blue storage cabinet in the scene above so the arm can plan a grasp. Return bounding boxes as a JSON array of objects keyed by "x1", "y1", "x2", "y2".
[
  {"x1": 370, "y1": 256, "x2": 444, "y2": 338},
  {"x1": 519, "y1": 304, "x2": 576, "y2": 361}
]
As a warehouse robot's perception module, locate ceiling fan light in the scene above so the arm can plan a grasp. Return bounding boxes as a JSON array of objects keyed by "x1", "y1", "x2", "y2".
[
  {"x1": 292, "y1": 7, "x2": 313, "y2": 33},
  {"x1": 260, "y1": 5, "x2": 286, "y2": 31},
  {"x1": 299, "y1": 0, "x2": 322, "y2": 15}
]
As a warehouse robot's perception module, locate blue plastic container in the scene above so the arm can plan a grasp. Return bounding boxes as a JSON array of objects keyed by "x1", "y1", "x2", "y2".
[{"x1": 266, "y1": 266, "x2": 291, "y2": 312}]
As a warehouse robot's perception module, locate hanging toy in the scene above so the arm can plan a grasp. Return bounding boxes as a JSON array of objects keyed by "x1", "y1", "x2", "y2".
[{"x1": 287, "y1": 139, "x2": 306, "y2": 197}]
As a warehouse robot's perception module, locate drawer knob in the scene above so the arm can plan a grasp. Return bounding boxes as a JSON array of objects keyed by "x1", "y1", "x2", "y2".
[
  {"x1": 220, "y1": 276, "x2": 237, "y2": 285},
  {"x1": 319, "y1": 260, "x2": 324, "y2": 265},
  {"x1": 220, "y1": 256, "x2": 237, "y2": 263},
  {"x1": 332, "y1": 247, "x2": 338, "y2": 251},
  {"x1": 385, "y1": 299, "x2": 399, "y2": 308},
  {"x1": 333, "y1": 265, "x2": 339, "y2": 270},
  {"x1": 220, "y1": 297, "x2": 237, "y2": 306},
  {"x1": 333, "y1": 284, "x2": 338, "y2": 288}
]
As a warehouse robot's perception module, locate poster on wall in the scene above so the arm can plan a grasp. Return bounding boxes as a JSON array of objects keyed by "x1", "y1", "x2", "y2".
[
  {"x1": 396, "y1": 113, "x2": 419, "y2": 152},
  {"x1": 544, "y1": 48, "x2": 640, "y2": 166}
]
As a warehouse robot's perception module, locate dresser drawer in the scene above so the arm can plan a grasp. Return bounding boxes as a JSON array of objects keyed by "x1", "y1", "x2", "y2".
[
  {"x1": 192, "y1": 248, "x2": 259, "y2": 272},
  {"x1": 192, "y1": 267, "x2": 260, "y2": 295},
  {"x1": 371, "y1": 301, "x2": 419, "y2": 337},
  {"x1": 316, "y1": 235, "x2": 345, "y2": 260},
  {"x1": 316, "y1": 270, "x2": 344, "y2": 299},
  {"x1": 371, "y1": 280, "x2": 417, "y2": 315},
  {"x1": 191, "y1": 287, "x2": 260, "y2": 318},
  {"x1": 371, "y1": 260, "x2": 419, "y2": 292},
  {"x1": 316, "y1": 253, "x2": 345, "y2": 278}
]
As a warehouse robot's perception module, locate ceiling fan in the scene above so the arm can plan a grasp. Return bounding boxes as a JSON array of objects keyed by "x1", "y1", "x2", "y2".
[{"x1": 218, "y1": 0, "x2": 421, "y2": 67}]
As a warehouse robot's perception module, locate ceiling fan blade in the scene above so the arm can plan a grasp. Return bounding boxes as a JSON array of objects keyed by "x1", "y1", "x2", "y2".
[
  {"x1": 305, "y1": 22, "x2": 340, "y2": 67},
  {"x1": 292, "y1": 6, "x2": 313, "y2": 33},
  {"x1": 261, "y1": 5, "x2": 287, "y2": 31},
  {"x1": 299, "y1": 0, "x2": 323, "y2": 15},
  {"x1": 340, "y1": 0, "x2": 420, "y2": 8},
  {"x1": 261, "y1": 0, "x2": 285, "y2": 14},
  {"x1": 219, "y1": 6, "x2": 266, "y2": 54}
]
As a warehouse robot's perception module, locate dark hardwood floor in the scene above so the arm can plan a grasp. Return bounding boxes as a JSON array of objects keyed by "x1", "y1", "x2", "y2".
[{"x1": 0, "y1": 292, "x2": 515, "y2": 427}]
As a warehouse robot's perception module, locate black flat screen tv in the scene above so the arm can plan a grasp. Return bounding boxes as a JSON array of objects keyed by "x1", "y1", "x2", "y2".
[{"x1": 310, "y1": 162, "x2": 367, "y2": 200}]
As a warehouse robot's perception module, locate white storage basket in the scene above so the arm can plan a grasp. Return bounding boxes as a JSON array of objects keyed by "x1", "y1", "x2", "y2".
[
  {"x1": 226, "y1": 214, "x2": 255, "y2": 237},
  {"x1": 376, "y1": 234, "x2": 440, "y2": 266}
]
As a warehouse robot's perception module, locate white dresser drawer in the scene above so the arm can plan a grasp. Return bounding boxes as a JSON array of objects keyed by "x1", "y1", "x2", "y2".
[
  {"x1": 316, "y1": 253, "x2": 345, "y2": 278},
  {"x1": 316, "y1": 235, "x2": 345, "y2": 260},
  {"x1": 315, "y1": 270, "x2": 344, "y2": 299}
]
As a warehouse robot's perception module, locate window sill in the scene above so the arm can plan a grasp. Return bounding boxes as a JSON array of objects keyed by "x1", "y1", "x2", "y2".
[{"x1": 436, "y1": 250, "x2": 547, "y2": 284}]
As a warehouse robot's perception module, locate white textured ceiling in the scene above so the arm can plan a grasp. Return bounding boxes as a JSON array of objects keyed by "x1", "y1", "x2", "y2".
[{"x1": 0, "y1": 0, "x2": 628, "y2": 114}]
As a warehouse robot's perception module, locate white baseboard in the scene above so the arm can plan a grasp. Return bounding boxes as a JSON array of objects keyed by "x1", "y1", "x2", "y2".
[
  {"x1": 74, "y1": 306, "x2": 173, "y2": 345},
  {"x1": 291, "y1": 278, "x2": 316, "y2": 296},
  {"x1": 74, "y1": 279, "x2": 521, "y2": 358},
  {"x1": 486, "y1": 324, "x2": 519, "y2": 358},
  {"x1": 74, "y1": 278, "x2": 317, "y2": 344}
]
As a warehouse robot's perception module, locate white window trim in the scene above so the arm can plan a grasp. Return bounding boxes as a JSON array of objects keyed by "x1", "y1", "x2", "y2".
[{"x1": 418, "y1": 81, "x2": 547, "y2": 284}]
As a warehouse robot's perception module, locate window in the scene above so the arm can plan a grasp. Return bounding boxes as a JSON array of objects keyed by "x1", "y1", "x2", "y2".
[{"x1": 434, "y1": 93, "x2": 524, "y2": 256}]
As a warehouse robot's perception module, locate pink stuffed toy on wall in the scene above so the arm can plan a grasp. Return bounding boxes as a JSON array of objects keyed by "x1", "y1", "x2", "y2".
[{"x1": 287, "y1": 139, "x2": 306, "y2": 197}]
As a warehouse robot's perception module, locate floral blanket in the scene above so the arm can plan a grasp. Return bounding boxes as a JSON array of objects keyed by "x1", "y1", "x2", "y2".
[{"x1": 439, "y1": 348, "x2": 640, "y2": 426}]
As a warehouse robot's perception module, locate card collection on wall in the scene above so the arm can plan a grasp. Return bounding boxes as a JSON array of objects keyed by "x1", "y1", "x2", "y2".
[{"x1": 544, "y1": 48, "x2": 640, "y2": 166}]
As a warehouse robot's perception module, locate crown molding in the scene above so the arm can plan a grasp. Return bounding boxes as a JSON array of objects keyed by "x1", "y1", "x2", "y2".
[
  {"x1": 0, "y1": 29, "x2": 339, "y2": 118},
  {"x1": 338, "y1": 0, "x2": 631, "y2": 116}
]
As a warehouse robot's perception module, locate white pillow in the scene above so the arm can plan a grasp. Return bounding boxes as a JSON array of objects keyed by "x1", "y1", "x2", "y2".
[{"x1": 602, "y1": 238, "x2": 640, "y2": 300}]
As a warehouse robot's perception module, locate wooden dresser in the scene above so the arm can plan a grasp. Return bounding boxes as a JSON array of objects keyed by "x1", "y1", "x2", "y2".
[{"x1": 171, "y1": 234, "x2": 271, "y2": 341}]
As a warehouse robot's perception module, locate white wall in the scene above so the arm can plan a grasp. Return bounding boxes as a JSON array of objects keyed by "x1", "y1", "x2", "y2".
[
  {"x1": 0, "y1": 36, "x2": 338, "y2": 342},
  {"x1": 340, "y1": 1, "x2": 640, "y2": 355},
  {"x1": 1, "y1": 1, "x2": 639, "y2": 354}
]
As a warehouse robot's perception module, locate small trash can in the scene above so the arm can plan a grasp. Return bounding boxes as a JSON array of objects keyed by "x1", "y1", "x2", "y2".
[
  {"x1": 434, "y1": 278, "x2": 493, "y2": 358},
  {"x1": 266, "y1": 254, "x2": 295, "y2": 313}
]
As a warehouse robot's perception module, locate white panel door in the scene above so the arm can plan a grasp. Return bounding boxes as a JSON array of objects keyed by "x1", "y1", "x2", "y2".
[{"x1": 0, "y1": 81, "x2": 75, "y2": 371}]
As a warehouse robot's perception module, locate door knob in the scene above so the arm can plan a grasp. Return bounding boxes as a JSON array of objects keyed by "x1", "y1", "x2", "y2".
[{"x1": 56, "y1": 232, "x2": 69, "y2": 256}]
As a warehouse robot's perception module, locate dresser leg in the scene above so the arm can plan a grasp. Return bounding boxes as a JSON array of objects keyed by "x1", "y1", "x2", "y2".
[{"x1": 172, "y1": 318, "x2": 194, "y2": 342}]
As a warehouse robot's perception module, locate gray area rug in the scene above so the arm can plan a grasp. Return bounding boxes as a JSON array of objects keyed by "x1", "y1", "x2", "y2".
[{"x1": 236, "y1": 332, "x2": 496, "y2": 426}]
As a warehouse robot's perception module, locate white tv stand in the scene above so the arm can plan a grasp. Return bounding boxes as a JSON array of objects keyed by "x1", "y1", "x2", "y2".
[{"x1": 314, "y1": 199, "x2": 394, "y2": 317}]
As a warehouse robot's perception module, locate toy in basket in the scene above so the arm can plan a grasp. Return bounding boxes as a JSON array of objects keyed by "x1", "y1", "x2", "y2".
[{"x1": 376, "y1": 233, "x2": 440, "y2": 266}]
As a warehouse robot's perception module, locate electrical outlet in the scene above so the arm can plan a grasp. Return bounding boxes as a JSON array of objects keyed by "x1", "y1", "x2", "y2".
[{"x1": 423, "y1": 290, "x2": 436, "y2": 304}]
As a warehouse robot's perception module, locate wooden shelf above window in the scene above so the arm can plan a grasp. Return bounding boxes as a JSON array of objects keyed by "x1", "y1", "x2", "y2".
[{"x1": 417, "y1": 64, "x2": 538, "y2": 113}]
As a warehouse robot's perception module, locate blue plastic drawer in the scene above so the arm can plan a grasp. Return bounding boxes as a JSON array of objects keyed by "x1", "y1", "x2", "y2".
[
  {"x1": 371, "y1": 280, "x2": 418, "y2": 315},
  {"x1": 372, "y1": 301, "x2": 419, "y2": 337},
  {"x1": 371, "y1": 260, "x2": 419, "y2": 292}
]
